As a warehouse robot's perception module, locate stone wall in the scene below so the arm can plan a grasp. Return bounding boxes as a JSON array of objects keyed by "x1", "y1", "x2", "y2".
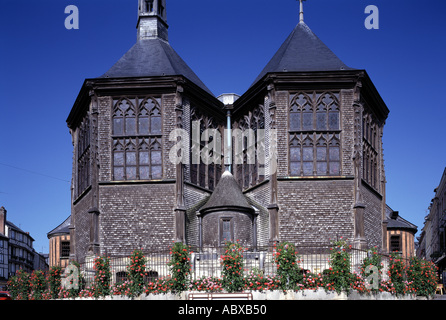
[{"x1": 277, "y1": 179, "x2": 355, "y2": 245}]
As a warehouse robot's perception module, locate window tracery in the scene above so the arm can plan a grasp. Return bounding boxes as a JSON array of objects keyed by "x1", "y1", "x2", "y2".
[
  {"x1": 112, "y1": 97, "x2": 162, "y2": 181},
  {"x1": 289, "y1": 92, "x2": 341, "y2": 177}
]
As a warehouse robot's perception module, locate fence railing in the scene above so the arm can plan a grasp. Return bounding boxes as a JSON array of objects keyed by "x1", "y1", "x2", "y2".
[{"x1": 78, "y1": 245, "x2": 406, "y2": 287}]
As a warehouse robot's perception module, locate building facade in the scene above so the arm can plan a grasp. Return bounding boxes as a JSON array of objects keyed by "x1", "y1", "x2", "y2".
[
  {"x1": 417, "y1": 167, "x2": 446, "y2": 284},
  {"x1": 385, "y1": 206, "x2": 417, "y2": 260},
  {"x1": 47, "y1": 216, "x2": 71, "y2": 270},
  {"x1": 67, "y1": 1, "x2": 391, "y2": 263},
  {"x1": 0, "y1": 206, "x2": 47, "y2": 290}
]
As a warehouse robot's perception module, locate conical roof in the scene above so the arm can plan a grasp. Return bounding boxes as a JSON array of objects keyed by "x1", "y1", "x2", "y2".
[
  {"x1": 47, "y1": 215, "x2": 71, "y2": 238},
  {"x1": 100, "y1": 38, "x2": 214, "y2": 96},
  {"x1": 200, "y1": 171, "x2": 254, "y2": 214},
  {"x1": 252, "y1": 21, "x2": 355, "y2": 86}
]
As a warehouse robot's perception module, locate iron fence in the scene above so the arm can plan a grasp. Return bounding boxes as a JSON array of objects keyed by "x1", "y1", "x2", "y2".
[{"x1": 78, "y1": 245, "x2": 405, "y2": 287}]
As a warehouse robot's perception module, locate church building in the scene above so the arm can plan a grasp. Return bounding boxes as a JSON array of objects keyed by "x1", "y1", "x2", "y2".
[{"x1": 66, "y1": 0, "x2": 390, "y2": 263}]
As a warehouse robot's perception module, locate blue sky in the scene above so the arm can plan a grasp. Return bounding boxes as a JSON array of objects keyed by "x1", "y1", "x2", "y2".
[{"x1": 0, "y1": 0, "x2": 445, "y2": 253}]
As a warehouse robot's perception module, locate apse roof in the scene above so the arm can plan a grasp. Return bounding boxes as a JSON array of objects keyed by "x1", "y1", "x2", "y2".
[
  {"x1": 47, "y1": 215, "x2": 71, "y2": 238},
  {"x1": 200, "y1": 171, "x2": 254, "y2": 214},
  {"x1": 252, "y1": 21, "x2": 355, "y2": 86},
  {"x1": 385, "y1": 206, "x2": 418, "y2": 233},
  {"x1": 100, "y1": 38, "x2": 214, "y2": 96}
]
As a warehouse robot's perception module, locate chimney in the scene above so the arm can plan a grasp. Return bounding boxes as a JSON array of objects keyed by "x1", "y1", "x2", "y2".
[{"x1": 0, "y1": 207, "x2": 6, "y2": 235}]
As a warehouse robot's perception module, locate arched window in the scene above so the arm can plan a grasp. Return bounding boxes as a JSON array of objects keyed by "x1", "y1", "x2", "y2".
[
  {"x1": 289, "y1": 92, "x2": 341, "y2": 177},
  {"x1": 112, "y1": 97, "x2": 162, "y2": 181}
]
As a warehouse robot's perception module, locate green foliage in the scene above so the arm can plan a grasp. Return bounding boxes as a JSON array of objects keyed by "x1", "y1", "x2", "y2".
[
  {"x1": 360, "y1": 246, "x2": 383, "y2": 292},
  {"x1": 48, "y1": 266, "x2": 62, "y2": 299},
  {"x1": 127, "y1": 249, "x2": 147, "y2": 297},
  {"x1": 274, "y1": 242, "x2": 303, "y2": 290},
  {"x1": 189, "y1": 276, "x2": 223, "y2": 292},
  {"x1": 323, "y1": 238, "x2": 353, "y2": 294},
  {"x1": 386, "y1": 252, "x2": 407, "y2": 296},
  {"x1": 406, "y1": 256, "x2": 438, "y2": 298},
  {"x1": 168, "y1": 242, "x2": 191, "y2": 293},
  {"x1": 221, "y1": 241, "x2": 245, "y2": 292},
  {"x1": 7, "y1": 269, "x2": 30, "y2": 300},
  {"x1": 93, "y1": 256, "x2": 112, "y2": 298},
  {"x1": 29, "y1": 270, "x2": 47, "y2": 300},
  {"x1": 62, "y1": 261, "x2": 83, "y2": 298}
]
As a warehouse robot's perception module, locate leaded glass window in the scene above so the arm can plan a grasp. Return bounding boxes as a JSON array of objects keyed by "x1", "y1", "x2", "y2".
[
  {"x1": 363, "y1": 111, "x2": 380, "y2": 191},
  {"x1": 112, "y1": 97, "x2": 162, "y2": 181},
  {"x1": 234, "y1": 105, "x2": 265, "y2": 189},
  {"x1": 77, "y1": 116, "x2": 90, "y2": 196},
  {"x1": 289, "y1": 92, "x2": 341, "y2": 177}
]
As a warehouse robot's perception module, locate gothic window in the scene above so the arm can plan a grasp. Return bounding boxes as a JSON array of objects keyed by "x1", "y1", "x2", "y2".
[
  {"x1": 362, "y1": 112, "x2": 380, "y2": 190},
  {"x1": 234, "y1": 105, "x2": 265, "y2": 189},
  {"x1": 112, "y1": 97, "x2": 162, "y2": 181},
  {"x1": 77, "y1": 116, "x2": 90, "y2": 196},
  {"x1": 190, "y1": 106, "x2": 222, "y2": 191},
  {"x1": 289, "y1": 92, "x2": 341, "y2": 177}
]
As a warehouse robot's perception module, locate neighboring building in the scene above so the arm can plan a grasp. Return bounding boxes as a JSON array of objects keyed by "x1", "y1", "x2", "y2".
[
  {"x1": 385, "y1": 206, "x2": 417, "y2": 260},
  {"x1": 0, "y1": 207, "x2": 8, "y2": 290},
  {"x1": 0, "y1": 206, "x2": 47, "y2": 289},
  {"x1": 34, "y1": 252, "x2": 49, "y2": 273},
  {"x1": 47, "y1": 216, "x2": 71, "y2": 270},
  {"x1": 67, "y1": 1, "x2": 391, "y2": 263},
  {"x1": 417, "y1": 167, "x2": 446, "y2": 285}
]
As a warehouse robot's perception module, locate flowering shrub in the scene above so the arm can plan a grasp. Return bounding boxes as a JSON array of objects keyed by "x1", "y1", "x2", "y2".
[
  {"x1": 7, "y1": 269, "x2": 30, "y2": 300},
  {"x1": 302, "y1": 271, "x2": 324, "y2": 291},
  {"x1": 48, "y1": 266, "x2": 62, "y2": 299},
  {"x1": 62, "y1": 261, "x2": 83, "y2": 298},
  {"x1": 29, "y1": 270, "x2": 47, "y2": 300},
  {"x1": 323, "y1": 238, "x2": 353, "y2": 294},
  {"x1": 406, "y1": 256, "x2": 438, "y2": 297},
  {"x1": 93, "y1": 256, "x2": 112, "y2": 298},
  {"x1": 360, "y1": 246, "x2": 384, "y2": 292},
  {"x1": 168, "y1": 242, "x2": 191, "y2": 293},
  {"x1": 244, "y1": 270, "x2": 281, "y2": 292},
  {"x1": 126, "y1": 249, "x2": 147, "y2": 297},
  {"x1": 189, "y1": 276, "x2": 223, "y2": 292},
  {"x1": 274, "y1": 242, "x2": 303, "y2": 290},
  {"x1": 221, "y1": 241, "x2": 245, "y2": 292},
  {"x1": 145, "y1": 277, "x2": 173, "y2": 295},
  {"x1": 6, "y1": 242, "x2": 442, "y2": 300},
  {"x1": 386, "y1": 252, "x2": 407, "y2": 296}
]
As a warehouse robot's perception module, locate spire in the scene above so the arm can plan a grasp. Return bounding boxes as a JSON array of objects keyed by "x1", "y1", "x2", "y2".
[
  {"x1": 137, "y1": 0, "x2": 168, "y2": 41},
  {"x1": 299, "y1": 0, "x2": 306, "y2": 24}
]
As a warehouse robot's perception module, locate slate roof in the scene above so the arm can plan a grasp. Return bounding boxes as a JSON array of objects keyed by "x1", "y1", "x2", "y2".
[
  {"x1": 6, "y1": 221, "x2": 35, "y2": 241},
  {"x1": 200, "y1": 171, "x2": 254, "y2": 214},
  {"x1": 47, "y1": 215, "x2": 71, "y2": 238},
  {"x1": 252, "y1": 21, "x2": 355, "y2": 86},
  {"x1": 385, "y1": 206, "x2": 418, "y2": 233},
  {"x1": 100, "y1": 38, "x2": 214, "y2": 96}
]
